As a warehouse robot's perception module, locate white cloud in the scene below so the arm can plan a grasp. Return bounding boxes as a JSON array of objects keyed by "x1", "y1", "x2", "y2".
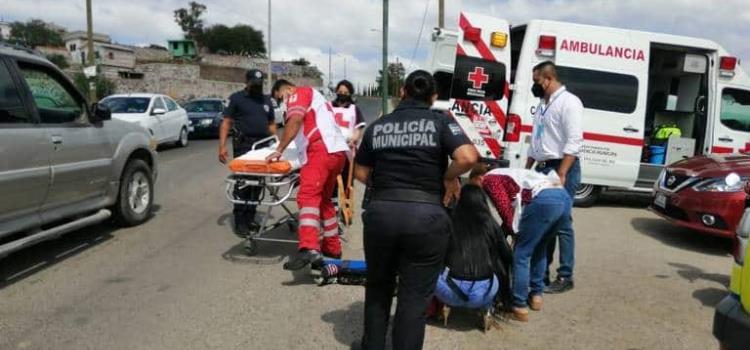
[{"x1": 3, "y1": 0, "x2": 749, "y2": 88}]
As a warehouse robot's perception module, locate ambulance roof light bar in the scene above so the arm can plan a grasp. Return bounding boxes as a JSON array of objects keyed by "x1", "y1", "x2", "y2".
[
  {"x1": 720, "y1": 56, "x2": 738, "y2": 77},
  {"x1": 536, "y1": 35, "x2": 556, "y2": 57}
]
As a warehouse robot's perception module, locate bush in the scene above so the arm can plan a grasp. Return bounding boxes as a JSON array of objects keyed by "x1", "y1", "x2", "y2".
[
  {"x1": 45, "y1": 54, "x2": 69, "y2": 69},
  {"x1": 73, "y1": 72, "x2": 117, "y2": 102}
]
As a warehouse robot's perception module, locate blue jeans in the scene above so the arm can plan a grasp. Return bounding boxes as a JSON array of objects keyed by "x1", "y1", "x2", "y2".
[
  {"x1": 434, "y1": 269, "x2": 499, "y2": 310},
  {"x1": 537, "y1": 158, "x2": 580, "y2": 279},
  {"x1": 512, "y1": 189, "x2": 572, "y2": 307}
]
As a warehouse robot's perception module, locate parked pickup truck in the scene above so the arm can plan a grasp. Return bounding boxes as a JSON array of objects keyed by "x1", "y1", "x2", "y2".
[{"x1": 0, "y1": 43, "x2": 158, "y2": 258}]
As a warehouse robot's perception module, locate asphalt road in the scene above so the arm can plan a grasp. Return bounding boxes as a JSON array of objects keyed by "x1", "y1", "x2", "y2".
[{"x1": 0, "y1": 98, "x2": 734, "y2": 349}]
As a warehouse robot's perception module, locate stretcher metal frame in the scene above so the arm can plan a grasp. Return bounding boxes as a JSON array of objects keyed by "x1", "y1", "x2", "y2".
[{"x1": 224, "y1": 136, "x2": 300, "y2": 254}]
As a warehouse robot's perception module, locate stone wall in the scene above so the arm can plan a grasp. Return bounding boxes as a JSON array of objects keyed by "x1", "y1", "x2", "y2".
[
  {"x1": 133, "y1": 47, "x2": 172, "y2": 63},
  {"x1": 200, "y1": 54, "x2": 268, "y2": 71}
]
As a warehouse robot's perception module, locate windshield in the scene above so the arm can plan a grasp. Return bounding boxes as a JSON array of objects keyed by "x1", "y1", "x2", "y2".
[
  {"x1": 101, "y1": 97, "x2": 151, "y2": 114},
  {"x1": 185, "y1": 100, "x2": 224, "y2": 113}
]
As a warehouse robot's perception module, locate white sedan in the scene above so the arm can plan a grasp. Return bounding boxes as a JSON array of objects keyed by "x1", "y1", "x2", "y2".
[{"x1": 100, "y1": 93, "x2": 191, "y2": 147}]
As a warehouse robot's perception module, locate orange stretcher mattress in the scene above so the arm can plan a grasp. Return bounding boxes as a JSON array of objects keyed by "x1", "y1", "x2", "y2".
[{"x1": 228, "y1": 159, "x2": 293, "y2": 174}]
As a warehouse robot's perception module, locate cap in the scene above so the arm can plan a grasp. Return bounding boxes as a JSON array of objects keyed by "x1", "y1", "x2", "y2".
[{"x1": 246, "y1": 69, "x2": 264, "y2": 82}]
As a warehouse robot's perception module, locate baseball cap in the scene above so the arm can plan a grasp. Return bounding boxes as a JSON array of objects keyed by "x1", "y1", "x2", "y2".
[{"x1": 246, "y1": 69, "x2": 265, "y2": 82}]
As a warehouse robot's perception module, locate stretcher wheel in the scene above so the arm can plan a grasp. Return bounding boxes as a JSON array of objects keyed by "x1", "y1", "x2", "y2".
[
  {"x1": 287, "y1": 221, "x2": 297, "y2": 231},
  {"x1": 243, "y1": 238, "x2": 258, "y2": 256}
]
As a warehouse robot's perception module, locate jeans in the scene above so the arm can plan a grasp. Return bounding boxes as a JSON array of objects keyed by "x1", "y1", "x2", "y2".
[
  {"x1": 512, "y1": 189, "x2": 572, "y2": 307},
  {"x1": 537, "y1": 158, "x2": 580, "y2": 279},
  {"x1": 434, "y1": 269, "x2": 498, "y2": 310},
  {"x1": 362, "y1": 200, "x2": 451, "y2": 350}
]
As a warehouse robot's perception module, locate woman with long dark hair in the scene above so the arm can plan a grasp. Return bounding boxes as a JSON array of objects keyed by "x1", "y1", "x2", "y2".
[{"x1": 434, "y1": 184, "x2": 513, "y2": 331}]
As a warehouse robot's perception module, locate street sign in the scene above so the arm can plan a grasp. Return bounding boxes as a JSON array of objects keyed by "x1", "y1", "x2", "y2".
[{"x1": 83, "y1": 66, "x2": 97, "y2": 78}]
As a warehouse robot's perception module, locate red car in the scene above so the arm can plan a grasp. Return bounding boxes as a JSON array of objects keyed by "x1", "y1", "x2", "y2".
[{"x1": 651, "y1": 154, "x2": 750, "y2": 238}]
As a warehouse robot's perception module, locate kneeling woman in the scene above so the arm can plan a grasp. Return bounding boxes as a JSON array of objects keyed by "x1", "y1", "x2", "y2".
[{"x1": 434, "y1": 184, "x2": 513, "y2": 331}]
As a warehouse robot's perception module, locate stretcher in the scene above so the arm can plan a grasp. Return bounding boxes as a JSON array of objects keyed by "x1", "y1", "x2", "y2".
[{"x1": 225, "y1": 135, "x2": 302, "y2": 255}]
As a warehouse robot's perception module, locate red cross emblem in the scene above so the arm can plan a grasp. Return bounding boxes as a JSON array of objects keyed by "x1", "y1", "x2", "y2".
[{"x1": 467, "y1": 66, "x2": 489, "y2": 89}]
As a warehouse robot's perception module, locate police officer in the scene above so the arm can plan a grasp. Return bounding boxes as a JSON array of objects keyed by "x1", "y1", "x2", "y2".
[
  {"x1": 219, "y1": 69, "x2": 277, "y2": 235},
  {"x1": 354, "y1": 70, "x2": 479, "y2": 350}
]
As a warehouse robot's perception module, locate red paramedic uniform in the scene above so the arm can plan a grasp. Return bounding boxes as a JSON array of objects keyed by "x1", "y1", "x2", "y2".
[{"x1": 285, "y1": 87, "x2": 349, "y2": 257}]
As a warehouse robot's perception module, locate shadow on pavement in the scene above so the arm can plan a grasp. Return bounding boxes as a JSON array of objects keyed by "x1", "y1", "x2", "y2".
[
  {"x1": 693, "y1": 287, "x2": 730, "y2": 307},
  {"x1": 0, "y1": 223, "x2": 116, "y2": 290},
  {"x1": 219, "y1": 212, "x2": 297, "y2": 266},
  {"x1": 321, "y1": 301, "x2": 364, "y2": 347},
  {"x1": 630, "y1": 217, "x2": 732, "y2": 256},
  {"x1": 669, "y1": 262, "x2": 730, "y2": 307},
  {"x1": 593, "y1": 191, "x2": 653, "y2": 209}
]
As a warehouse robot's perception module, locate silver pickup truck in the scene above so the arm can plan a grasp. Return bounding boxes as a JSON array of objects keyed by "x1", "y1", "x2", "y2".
[{"x1": 0, "y1": 44, "x2": 157, "y2": 258}]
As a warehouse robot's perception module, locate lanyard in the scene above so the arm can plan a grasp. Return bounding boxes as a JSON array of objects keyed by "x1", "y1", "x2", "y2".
[{"x1": 540, "y1": 88, "x2": 566, "y2": 117}]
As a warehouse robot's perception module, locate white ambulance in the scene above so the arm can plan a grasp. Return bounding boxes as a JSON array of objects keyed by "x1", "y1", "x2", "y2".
[{"x1": 428, "y1": 12, "x2": 750, "y2": 206}]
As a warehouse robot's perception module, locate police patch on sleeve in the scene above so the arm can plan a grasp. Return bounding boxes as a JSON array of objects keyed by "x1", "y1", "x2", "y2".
[
  {"x1": 448, "y1": 122, "x2": 463, "y2": 135},
  {"x1": 264, "y1": 105, "x2": 270, "y2": 113}
]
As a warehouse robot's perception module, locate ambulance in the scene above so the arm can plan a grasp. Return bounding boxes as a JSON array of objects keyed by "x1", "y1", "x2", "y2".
[{"x1": 428, "y1": 12, "x2": 750, "y2": 206}]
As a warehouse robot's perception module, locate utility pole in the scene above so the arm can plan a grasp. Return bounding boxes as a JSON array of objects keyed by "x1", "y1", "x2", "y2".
[
  {"x1": 438, "y1": 0, "x2": 445, "y2": 28},
  {"x1": 328, "y1": 46, "x2": 333, "y2": 92},
  {"x1": 85, "y1": 0, "x2": 96, "y2": 102},
  {"x1": 381, "y1": 0, "x2": 389, "y2": 115},
  {"x1": 267, "y1": 0, "x2": 272, "y2": 92}
]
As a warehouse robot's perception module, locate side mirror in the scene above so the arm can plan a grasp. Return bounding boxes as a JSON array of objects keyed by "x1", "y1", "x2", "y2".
[
  {"x1": 90, "y1": 103, "x2": 111, "y2": 123},
  {"x1": 152, "y1": 108, "x2": 167, "y2": 116}
]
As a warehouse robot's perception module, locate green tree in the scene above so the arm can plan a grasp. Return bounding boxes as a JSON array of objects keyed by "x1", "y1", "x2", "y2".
[
  {"x1": 45, "y1": 54, "x2": 69, "y2": 69},
  {"x1": 375, "y1": 61, "x2": 405, "y2": 96},
  {"x1": 201, "y1": 24, "x2": 266, "y2": 56},
  {"x1": 73, "y1": 72, "x2": 116, "y2": 102},
  {"x1": 174, "y1": 2, "x2": 207, "y2": 44},
  {"x1": 9, "y1": 19, "x2": 63, "y2": 48},
  {"x1": 291, "y1": 57, "x2": 310, "y2": 66}
]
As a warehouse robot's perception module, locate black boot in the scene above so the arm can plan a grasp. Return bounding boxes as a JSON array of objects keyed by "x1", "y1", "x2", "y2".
[{"x1": 283, "y1": 249, "x2": 323, "y2": 271}]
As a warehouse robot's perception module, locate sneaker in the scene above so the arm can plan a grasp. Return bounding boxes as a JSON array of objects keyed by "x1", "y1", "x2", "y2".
[
  {"x1": 510, "y1": 306, "x2": 529, "y2": 322},
  {"x1": 283, "y1": 249, "x2": 323, "y2": 271},
  {"x1": 545, "y1": 277, "x2": 574, "y2": 294}
]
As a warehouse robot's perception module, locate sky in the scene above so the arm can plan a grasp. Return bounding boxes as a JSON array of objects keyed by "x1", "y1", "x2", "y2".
[{"x1": 3, "y1": 0, "x2": 750, "y2": 90}]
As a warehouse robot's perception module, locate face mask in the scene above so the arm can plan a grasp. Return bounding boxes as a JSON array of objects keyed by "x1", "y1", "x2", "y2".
[
  {"x1": 248, "y1": 83, "x2": 263, "y2": 96},
  {"x1": 336, "y1": 93, "x2": 352, "y2": 104},
  {"x1": 531, "y1": 83, "x2": 545, "y2": 98}
]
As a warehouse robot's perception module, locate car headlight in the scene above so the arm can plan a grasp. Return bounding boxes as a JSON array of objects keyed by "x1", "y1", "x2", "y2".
[
  {"x1": 200, "y1": 118, "x2": 213, "y2": 126},
  {"x1": 693, "y1": 173, "x2": 748, "y2": 192}
]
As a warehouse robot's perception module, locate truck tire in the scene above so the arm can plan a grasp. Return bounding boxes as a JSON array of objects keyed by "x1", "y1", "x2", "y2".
[
  {"x1": 574, "y1": 184, "x2": 602, "y2": 208},
  {"x1": 113, "y1": 159, "x2": 154, "y2": 227}
]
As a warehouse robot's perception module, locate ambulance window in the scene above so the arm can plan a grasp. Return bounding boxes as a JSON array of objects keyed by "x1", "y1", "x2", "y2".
[
  {"x1": 557, "y1": 66, "x2": 638, "y2": 114},
  {"x1": 450, "y1": 56, "x2": 506, "y2": 101},
  {"x1": 720, "y1": 88, "x2": 750, "y2": 132},
  {"x1": 433, "y1": 71, "x2": 453, "y2": 100}
]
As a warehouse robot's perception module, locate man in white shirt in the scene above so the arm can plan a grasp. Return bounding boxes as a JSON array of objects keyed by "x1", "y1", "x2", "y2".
[{"x1": 525, "y1": 61, "x2": 583, "y2": 294}]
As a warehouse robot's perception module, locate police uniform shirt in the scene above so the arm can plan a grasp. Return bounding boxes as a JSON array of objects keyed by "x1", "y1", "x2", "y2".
[
  {"x1": 355, "y1": 99, "x2": 472, "y2": 195},
  {"x1": 224, "y1": 90, "x2": 275, "y2": 138}
]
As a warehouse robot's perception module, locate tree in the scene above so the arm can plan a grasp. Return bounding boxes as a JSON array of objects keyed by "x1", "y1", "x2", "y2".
[
  {"x1": 45, "y1": 54, "x2": 69, "y2": 69},
  {"x1": 73, "y1": 72, "x2": 116, "y2": 102},
  {"x1": 375, "y1": 61, "x2": 406, "y2": 96},
  {"x1": 9, "y1": 19, "x2": 63, "y2": 48},
  {"x1": 291, "y1": 58, "x2": 310, "y2": 66},
  {"x1": 174, "y1": 2, "x2": 207, "y2": 44},
  {"x1": 201, "y1": 24, "x2": 266, "y2": 56}
]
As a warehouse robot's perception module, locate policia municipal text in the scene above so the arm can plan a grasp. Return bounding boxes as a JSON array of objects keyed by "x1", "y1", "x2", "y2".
[{"x1": 353, "y1": 70, "x2": 479, "y2": 350}]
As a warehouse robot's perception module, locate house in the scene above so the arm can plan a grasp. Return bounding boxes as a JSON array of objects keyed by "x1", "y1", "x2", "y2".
[
  {"x1": 63, "y1": 31, "x2": 134, "y2": 69},
  {"x1": 167, "y1": 40, "x2": 197, "y2": 59},
  {"x1": 0, "y1": 21, "x2": 11, "y2": 40}
]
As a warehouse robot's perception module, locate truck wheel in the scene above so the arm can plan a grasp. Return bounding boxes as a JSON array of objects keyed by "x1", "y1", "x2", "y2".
[
  {"x1": 113, "y1": 159, "x2": 154, "y2": 226},
  {"x1": 176, "y1": 127, "x2": 189, "y2": 147},
  {"x1": 574, "y1": 184, "x2": 601, "y2": 208}
]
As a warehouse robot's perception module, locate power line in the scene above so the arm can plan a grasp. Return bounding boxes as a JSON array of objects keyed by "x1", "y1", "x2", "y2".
[{"x1": 408, "y1": 0, "x2": 431, "y2": 70}]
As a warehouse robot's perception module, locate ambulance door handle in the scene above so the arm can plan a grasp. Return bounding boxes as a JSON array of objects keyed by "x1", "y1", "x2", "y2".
[
  {"x1": 719, "y1": 136, "x2": 734, "y2": 142},
  {"x1": 623, "y1": 126, "x2": 639, "y2": 133}
]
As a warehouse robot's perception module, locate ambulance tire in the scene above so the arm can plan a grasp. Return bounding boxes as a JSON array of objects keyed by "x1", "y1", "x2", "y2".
[{"x1": 574, "y1": 184, "x2": 601, "y2": 208}]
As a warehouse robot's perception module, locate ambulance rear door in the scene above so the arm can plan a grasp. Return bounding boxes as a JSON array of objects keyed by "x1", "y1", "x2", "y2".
[
  {"x1": 447, "y1": 12, "x2": 512, "y2": 160},
  {"x1": 711, "y1": 55, "x2": 750, "y2": 155}
]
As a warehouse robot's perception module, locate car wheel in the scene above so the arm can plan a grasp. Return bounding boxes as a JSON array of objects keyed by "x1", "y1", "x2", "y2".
[
  {"x1": 574, "y1": 184, "x2": 602, "y2": 208},
  {"x1": 113, "y1": 159, "x2": 154, "y2": 227},
  {"x1": 177, "y1": 127, "x2": 189, "y2": 147}
]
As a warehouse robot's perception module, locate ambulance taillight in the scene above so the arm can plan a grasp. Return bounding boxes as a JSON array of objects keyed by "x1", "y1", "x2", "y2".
[
  {"x1": 503, "y1": 114, "x2": 522, "y2": 142},
  {"x1": 720, "y1": 56, "x2": 738, "y2": 77},
  {"x1": 536, "y1": 35, "x2": 556, "y2": 57}
]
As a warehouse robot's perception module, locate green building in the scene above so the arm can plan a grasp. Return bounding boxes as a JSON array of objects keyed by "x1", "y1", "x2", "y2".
[{"x1": 167, "y1": 40, "x2": 197, "y2": 59}]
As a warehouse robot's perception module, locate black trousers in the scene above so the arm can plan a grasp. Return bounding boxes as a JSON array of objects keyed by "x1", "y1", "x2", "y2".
[
  {"x1": 362, "y1": 200, "x2": 451, "y2": 350},
  {"x1": 232, "y1": 137, "x2": 262, "y2": 223}
]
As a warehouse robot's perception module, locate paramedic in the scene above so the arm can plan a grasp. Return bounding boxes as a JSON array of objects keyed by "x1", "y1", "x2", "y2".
[
  {"x1": 354, "y1": 70, "x2": 479, "y2": 350},
  {"x1": 219, "y1": 69, "x2": 277, "y2": 235},
  {"x1": 331, "y1": 80, "x2": 366, "y2": 216},
  {"x1": 525, "y1": 61, "x2": 583, "y2": 294},
  {"x1": 268, "y1": 79, "x2": 349, "y2": 270}
]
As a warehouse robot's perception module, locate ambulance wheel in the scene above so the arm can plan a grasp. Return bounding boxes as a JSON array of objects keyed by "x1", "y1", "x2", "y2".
[
  {"x1": 243, "y1": 238, "x2": 257, "y2": 255},
  {"x1": 574, "y1": 184, "x2": 601, "y2": 208}
]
